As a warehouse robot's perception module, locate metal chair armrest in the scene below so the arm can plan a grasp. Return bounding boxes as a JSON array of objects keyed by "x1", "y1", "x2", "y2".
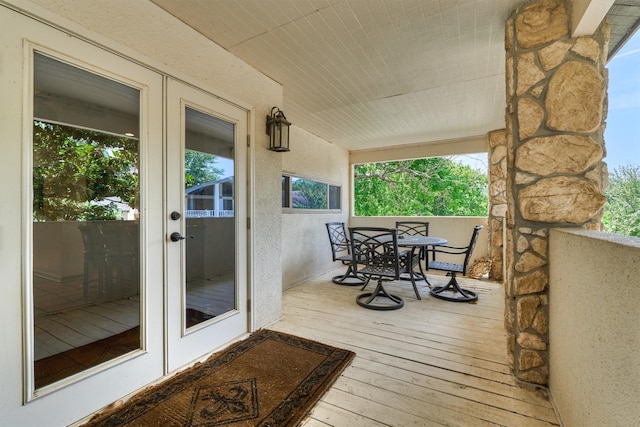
[{"x1": 429, "y1": 245, "x2": 468, "y2": 255}]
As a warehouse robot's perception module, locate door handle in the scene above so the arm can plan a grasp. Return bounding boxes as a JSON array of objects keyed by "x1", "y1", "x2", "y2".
[{"x1": 170, "y1": 232, "x2": 195, "y2": 242}]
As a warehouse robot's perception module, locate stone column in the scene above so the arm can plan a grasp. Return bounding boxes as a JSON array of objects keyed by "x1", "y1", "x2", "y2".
[
  {"x1": 488, "y1": 130, "x2": 507, "y2": 281},
  {"x1": 504, "y1": 0, "x2": 609, "y2": 386}
]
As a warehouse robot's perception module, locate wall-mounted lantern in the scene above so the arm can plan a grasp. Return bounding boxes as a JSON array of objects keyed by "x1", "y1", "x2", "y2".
[{"x1": 266, "y1": 106, "x2": 291, "y2": 152}]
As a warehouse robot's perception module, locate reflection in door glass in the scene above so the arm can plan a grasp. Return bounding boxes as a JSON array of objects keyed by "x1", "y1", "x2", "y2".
[
  {"x1": 32, "y1": 53, "x2": 141, "y2": 388},
  {"x1": 184, "y1": 107, "x2": 236, "y2": 328}
]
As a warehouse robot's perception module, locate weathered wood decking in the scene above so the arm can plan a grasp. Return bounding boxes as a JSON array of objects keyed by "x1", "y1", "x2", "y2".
[
  {"x1": 271, "y1": 269, "x2": 559, "y2": 426},
  {"x1": 35, "y1": 267, "x2": 560, "y2": 426}
]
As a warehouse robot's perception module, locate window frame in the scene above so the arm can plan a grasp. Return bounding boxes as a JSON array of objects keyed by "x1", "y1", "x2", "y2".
[{"x1": 282, "y1": 173, "x2": 341, "y2": 213}]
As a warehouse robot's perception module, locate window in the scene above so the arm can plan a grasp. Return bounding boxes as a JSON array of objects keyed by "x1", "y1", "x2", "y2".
[
  {"x1": 282, "y1": 176, "x2": 291, "y2": 208},
  {"x1": 32, "y1": 51, "x2": 142, "y2": 389},
  {"x1": 282, "y1": 174, "x2": 341, "y2": 211},
  {"x1": 353, "y1": 155, "x2": 488, "y2": 217},
  {"x1": 221, "y1": 182, "x2": 233, "y2": 197},
  {"x1": 329, "y1": 185, "x2": 341, "y2": 210}
]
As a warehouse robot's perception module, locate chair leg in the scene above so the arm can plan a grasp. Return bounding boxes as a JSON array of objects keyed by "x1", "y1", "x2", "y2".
[
  {"x1": 429, "y1": 273, "x2": 478, "y2": 302},
  {"x1": 332, "y1": 263, "x2": 367, "y2": 286},
  {"x1": 424, "y1": 274, "x2": 434, "y2": 288},
  {"x1": 356, "y1": 279, "x2": 404, "y2": 310}
]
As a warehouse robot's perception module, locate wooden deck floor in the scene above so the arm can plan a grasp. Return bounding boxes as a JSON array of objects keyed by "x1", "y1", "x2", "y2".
[{"x1": 270, "y1": 268, "x2": 559, "y2": 427}]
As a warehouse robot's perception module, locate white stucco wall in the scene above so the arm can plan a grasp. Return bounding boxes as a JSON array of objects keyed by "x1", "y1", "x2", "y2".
[
  {"x1": 281, "y1": 125, "x2": 350, "y2": 289},
  {"x1": 549, "y1": 229, "x2": 640, "y2": 426}
]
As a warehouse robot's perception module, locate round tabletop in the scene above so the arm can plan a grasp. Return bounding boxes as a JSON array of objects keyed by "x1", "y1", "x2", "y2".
[{"x1": 397, "y1": 235, "x2": 447, "y2": 247}]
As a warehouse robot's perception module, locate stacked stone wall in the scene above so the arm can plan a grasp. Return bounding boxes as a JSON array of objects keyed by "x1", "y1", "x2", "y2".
[
  {"x1": 488, "y1": 130, "x2": 507, "y2": 281},
  {"x1": 504, "y1": 0, "x2": 609, "y2": 386}
]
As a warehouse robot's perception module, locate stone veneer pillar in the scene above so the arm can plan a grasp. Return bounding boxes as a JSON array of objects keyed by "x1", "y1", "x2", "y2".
[
  {"x1": 504, "y1": 0, "x2": 609, "y2": 386},
  {"x1": 488, "y1": 129, "x2": 507, "y2": 281}
]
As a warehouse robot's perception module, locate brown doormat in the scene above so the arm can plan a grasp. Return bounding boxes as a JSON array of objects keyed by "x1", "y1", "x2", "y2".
[{"x1": 85, "y1": 329, "x2": 355, "y2": 427}]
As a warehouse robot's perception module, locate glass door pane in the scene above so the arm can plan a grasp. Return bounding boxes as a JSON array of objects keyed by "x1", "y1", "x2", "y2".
[
  {"x1": 184, "y1": 107, "x2": 235, "y2": 328},
  {"x1": 32, "y1": 53, "x2": 141, "y2": 388}
]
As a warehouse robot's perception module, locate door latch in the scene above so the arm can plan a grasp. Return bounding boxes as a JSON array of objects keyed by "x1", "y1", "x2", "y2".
[{"x1": 170, "y1": 232, "x2": 194, "y2": 242}]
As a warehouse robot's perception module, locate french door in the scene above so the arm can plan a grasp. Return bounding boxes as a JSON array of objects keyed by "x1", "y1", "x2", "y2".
[
  {"x1": 24, "y1": 38, "x2": 165, "y2": 410},
  {"x1": 165, "y1": 79, "x2": 249, "y2": 372},
  {"x1": 2, "y1": 8, "x2": 249, "y2": 423}
]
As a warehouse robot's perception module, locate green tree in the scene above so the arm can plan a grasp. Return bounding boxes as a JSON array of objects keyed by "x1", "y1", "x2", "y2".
[
  {"x1": 292, "y1": 178, "x2": 327, "y2": 209},
  {"x1": 33, "y1": 121, "x2": 139, "y2": 221},
  {"x1": 603, "y1": 164, "x2": 640, "y2": 237},
  {"x1": 353, "y1": 157, "x2": 488, "y2": 216},
  {"x1": 184, "y1": 150, "x2": 224, "y2": 188}
]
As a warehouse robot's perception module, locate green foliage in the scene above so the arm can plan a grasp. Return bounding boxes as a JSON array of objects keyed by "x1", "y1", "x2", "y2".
[
  {"x1": 353, "y1": 157, "x2": 488, "y2": 216},
  {"x1": 291, "y1": 178, "x2": 327, "y2": 209},
  {"x1": 184, "y1": 150, "x2": 224, "y2": 188},
  {"x1": 33, "y1": 121, "x2": 139, "y2": 221},
  {"x1": 603, "y1": 164, "x2": 640, "y2": 237}
]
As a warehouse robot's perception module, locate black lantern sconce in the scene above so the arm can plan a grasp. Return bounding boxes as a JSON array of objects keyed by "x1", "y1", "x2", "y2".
[{"x1": 266, "y1": 106, "x2": 291, "y2": 152}]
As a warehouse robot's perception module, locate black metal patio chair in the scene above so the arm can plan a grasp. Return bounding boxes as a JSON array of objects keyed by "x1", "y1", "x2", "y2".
[
  {"x1": 349, "y1": 227, "x2": 407, "y2": 310},
  {"x1": 425, "y1": 225, "x2": 483, "y2": 302},
  {"x1": 396, "y1": 221, "x2": 429, "y2": 280},
  {"x1": 325, "y1": 222, "x2": 366, "y2": 286}
]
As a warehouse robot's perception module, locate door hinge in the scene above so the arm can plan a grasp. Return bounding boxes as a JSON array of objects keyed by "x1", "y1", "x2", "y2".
[
  {"x1": 247, "y1": 217, "x2": 250, "y2": 229},
  {"x1": 247, "y1": 135, "x2": 251, "y2": 147},
  {"x1": 247, "y1": 299, "x2": 251, "y2": 311}
]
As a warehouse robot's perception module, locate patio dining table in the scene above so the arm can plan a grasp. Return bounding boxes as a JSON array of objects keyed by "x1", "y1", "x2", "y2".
[{"x1": 396, "y1": 235, "x2": 448, "y2": 284}]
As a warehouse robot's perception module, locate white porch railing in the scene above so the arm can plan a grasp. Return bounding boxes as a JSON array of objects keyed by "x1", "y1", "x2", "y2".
[{"x1": 185, "y1": 210, "x2": 234, "y2": 218}]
